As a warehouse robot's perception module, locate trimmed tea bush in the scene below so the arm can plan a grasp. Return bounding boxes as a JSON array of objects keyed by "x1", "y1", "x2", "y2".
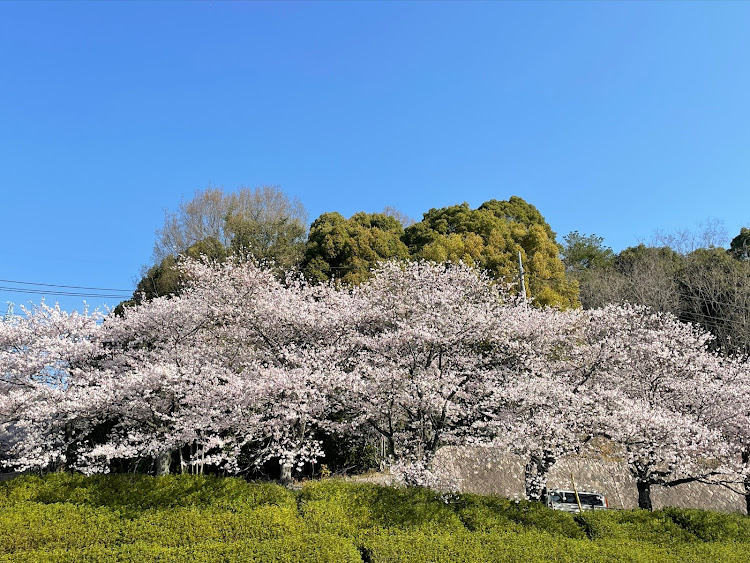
[
  {"x1": 0, "y1": 503, "x2": 123, "y2": 554},
  {"x1": 662, "y1": 507, "x2": 750, "y2": 543},
  {"x1": 1, "y1": 474, "x2": 749, "y2": 563},
  {"x1": 299, "y1": 480, "x2": 465, "y2": 537},
  {"x1": 123, "y1": 505, "x2": 303, "y2": 546},
  {"x1": 456, "y1": 493, "x2": 584, "y2": 539},
  {"x1": 0, "y1": 535, "x2": 362, "y2": 563},
  {"x1": 0, "y1": 473, "x2": 295, "y2": 513}
]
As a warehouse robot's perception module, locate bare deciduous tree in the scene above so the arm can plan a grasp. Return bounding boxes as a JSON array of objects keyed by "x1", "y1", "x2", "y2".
[
  {"x1": 152, "y1": 185, "x2": 308, "y2": 266},
  {"x1": 648, "y1": 219, "x2": 728, "y2": 255},
  {"x1": 382, "y1": 206, "x2": 416, "y2": 228}
]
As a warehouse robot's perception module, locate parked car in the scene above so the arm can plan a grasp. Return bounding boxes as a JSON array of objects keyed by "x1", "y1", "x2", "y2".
[{"x1": 542, "y1": 489, "x2": 608, "y2": 512}]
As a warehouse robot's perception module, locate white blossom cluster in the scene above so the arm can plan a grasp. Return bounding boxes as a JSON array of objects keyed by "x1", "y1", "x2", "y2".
[{"x1": 1, "y1": 259, "x2": 748, "y2": 509}]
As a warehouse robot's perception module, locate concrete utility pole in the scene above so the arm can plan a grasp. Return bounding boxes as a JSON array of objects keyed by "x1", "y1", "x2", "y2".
[{"x1": 517, "y1": 251, "x2": 527, "y2": 302}]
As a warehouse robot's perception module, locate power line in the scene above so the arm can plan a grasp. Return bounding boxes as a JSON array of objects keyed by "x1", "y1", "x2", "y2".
[
  {"x1": 0, "y1": 286, "x2": 128, "y2": 299},
  {"x1": 0, "y1": 278, "x2": 132, "y2": 293}
]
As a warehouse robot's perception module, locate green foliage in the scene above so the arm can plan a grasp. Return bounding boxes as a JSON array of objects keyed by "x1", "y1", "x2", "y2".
[
  {"x1": 479, "y1": 197, "x2": 557, "y2": 240},
  {"x1": 575, "y1": 228, "x2": 750, "y2": 355},
  {"x1": 2, "y1": 536, "x2": 362, "y2": 563},
  {"x1": 303, "y1": 197, "x2": 577, "y2": 307},
  {"x1": 456, "y1": 493, "x2": 584, "y2": 539},
  {"x1": 574, "y1": 509, "x2": 697, "y2": 545},
  {"x1": 226, "y1": 212, "x2": 306, "y2": 271},
  {"x1": 364, "y1": 529, "x2": 493, "y2": 563},
  {"x1": 2, "y1": 475, "x2": 749, "y2": 563},
  {"x1": 302, "y1": 212, "x2": 410, "y2": 285},
  {"x1": 404, "y1": 197, "x2": 578, "y2": 308},
  {"x1": 0, "y1": 473, "x2": 295, "y2": 513},
  {"x1": 363, "y1": 529, "x2": 696, "y2": 563},
  {"x1": 0, "y1": 503, "x2": 123, "y2": 554},
  {"x1": 678, "y1": 247, "x2": 750, "y2": 353},
  {"x1": 6, "y1": 538, "x2": 747, "y2": 563},
  {"x1": 729, "y1": 227, "x2": 750, "y2": 261},
  {"x1": 662, "y1": 507, "x2": 750, "y2": 543},
  {"x1": 615, "y1": 244, "x2": 683, "y2": 274},
  {"x1": 299, "y1": 481, "x2": 465, "y2": 538},
  {"x1": 561, "y1": 231, "x2": 615, "y2": 273},
  {"x1": 123, "y1": 505, "x2": 302, "y2": 546}
]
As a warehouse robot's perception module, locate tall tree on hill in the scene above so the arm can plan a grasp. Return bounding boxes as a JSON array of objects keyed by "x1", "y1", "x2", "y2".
[
  {"x1": 679, "y1": 247, "x2": 750, "y2": 354},
  {"x1": 118, "y1": 185, "x2": 308, "y2": 313},
  {"x1": 572, "y1": 224, "x2": 750, "y2": 355},
  {"x1": 586, "y1": 244, "x2": 683, "y2": 314},
  {"x1": 152, "y1": 185, "x2": 308, "y2": 265},
  {"x1": 729, "y1": 227, "x2": 750, "y2": 261},
  {"x1": 560, "y1": 231, "x2": 615, "y2": 274},
  {"x1": 403, "y1": 197, "x2": 578, "y2": 308},
  {"x1": 301, "y1": 212, "x2": 410, "y2": 285}
]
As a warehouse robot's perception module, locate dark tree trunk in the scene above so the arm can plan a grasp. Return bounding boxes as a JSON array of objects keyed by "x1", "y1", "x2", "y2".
[
  {"x1": 63, "y1": 422, "x2": 76, "y2": 471},
  {"x1": 155, "y1": 451, "x2": 171, "y2": 476},
  {"x1": 637, "y1": 480, "x2": 653, "y2": 511},
  {"x1": 525, "y1": 452, "x2": 555, "y2": 502},
  {"x1": 524, "y1": 461, "x2": 542, "y2": 501},
  {"x1": 280, "y1": 460, "x2": 293, "y2": 487},
  {"x1": 743, "y1": 451, "x2": 750, "y2": 516}
]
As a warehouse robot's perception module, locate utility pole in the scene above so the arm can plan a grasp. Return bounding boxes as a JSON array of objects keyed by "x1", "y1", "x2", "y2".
[{"x1": 517, "y1": 250, "x2": 527, "y2": 303}]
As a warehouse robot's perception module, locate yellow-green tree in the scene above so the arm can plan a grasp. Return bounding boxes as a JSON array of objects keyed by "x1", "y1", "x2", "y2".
[
  {"x1": 404, "y1": 197, "x2": 578, "y2": 308},
  {"x1": 302, "y1": 212, "x2": 410, "y2": 285}
]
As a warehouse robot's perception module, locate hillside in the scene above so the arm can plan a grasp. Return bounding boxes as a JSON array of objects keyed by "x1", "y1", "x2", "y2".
[{"x1": 1, "y1": 474, "x2": 749, "y2": 563}]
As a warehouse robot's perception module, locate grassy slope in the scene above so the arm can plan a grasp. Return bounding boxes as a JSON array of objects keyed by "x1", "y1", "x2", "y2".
[{"x1": 0, "y1": 474, "x2": 749, "y2": 562}]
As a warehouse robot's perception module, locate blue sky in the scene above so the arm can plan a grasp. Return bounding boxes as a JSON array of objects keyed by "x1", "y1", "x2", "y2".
[{"x1": 2, "y1": 1, "x2": 749, "y2": 313}]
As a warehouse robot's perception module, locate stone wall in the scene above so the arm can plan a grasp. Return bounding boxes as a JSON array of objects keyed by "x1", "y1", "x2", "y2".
[{"x1": 436, "y1": 447, "x2": 747, "y2": 514}]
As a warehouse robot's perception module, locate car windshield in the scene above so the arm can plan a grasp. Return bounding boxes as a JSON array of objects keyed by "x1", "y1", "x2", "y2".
[
  {"x1": 549, "y1": 492, "x2": 603, "y2": 506},
  {"x1": 578, "y1": 493, "x2": 604, "y2": 506}
]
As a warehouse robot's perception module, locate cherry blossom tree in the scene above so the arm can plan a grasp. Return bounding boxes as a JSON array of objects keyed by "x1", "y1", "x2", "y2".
[
  {"x1": 493, "y1": 302, "x2": 746, "y2": 509},
  {"x1": 341, "y1": 261, "x2": 518, "y2": 485},
  {"x1": 89, "y1": 258, "x2": 354, "y2": 480},
  {"x1": 581, "y1": 305, "x2": 736, "y2": 510},
  {"x1": 492, "y1": 374, "x2": 605, "y2": 501},
  {"x1": 477, "y1": 306, "x2": 609, "y2": 501},
  {"x1": 1, "y1": 259, "x2": 354, "y2": 481},
  {"x1": 692, "y1": 355, "x2": 750, "y2": 514},
  {"x1": 3, "y1": 257, "x2": 748, "y2": 513},
  {"x1": 0, "y1": 302, "x2": 102, "y2": 471}
]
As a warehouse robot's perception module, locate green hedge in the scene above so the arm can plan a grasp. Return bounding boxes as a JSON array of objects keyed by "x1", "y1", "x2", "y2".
[
  {"x1": 662, "y1": 507, "x2": 750, "y2": 543},
  {"x1": 456, "y1": 493, "x2": 584, "y2": 538},
  {"x1": 364, "y1": 530, "x2": 750, "y2": 563},
  {"x1": 1, "y1": 474, "x2": 749, "y2": 563},
  {"x1": 4, "y1": 538, "x2": 747, "y2": 563},
  {"x1": 574, "y1": 509, "x2": 697, "y2": 545},
  {"x1": 0, "y1": 474, "x2": 295, "y2": 513},
  {"x1": 0, "y1": 503, "x2": 123, "y2": 554},
  {"x1": 0, "y1": 535, "x2": 362, "y2": 563},
  {"x1": 123, "y1": 505, "x2": 303, "y2": 546},
  {"x1": 299, "y1": 480, "x2": 465, "y2": 538}
]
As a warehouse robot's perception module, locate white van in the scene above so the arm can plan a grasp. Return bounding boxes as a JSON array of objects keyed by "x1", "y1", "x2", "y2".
[{"x1": 543, "y1": 489, "x2": 608, "y2": 512}]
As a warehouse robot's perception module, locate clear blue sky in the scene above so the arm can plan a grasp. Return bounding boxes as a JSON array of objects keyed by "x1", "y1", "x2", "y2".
[{"x1": 2, "y1": 1, "x2": 749, "y2": 313}]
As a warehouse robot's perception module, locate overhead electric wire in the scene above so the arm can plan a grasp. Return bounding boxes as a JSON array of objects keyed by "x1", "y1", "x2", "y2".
[
  {"x1": 0, "y1": 278, "x2": 132, "y2": 293},
  {"x1": 0, "y1": 286, "x2": 129, "y2": 299}
]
